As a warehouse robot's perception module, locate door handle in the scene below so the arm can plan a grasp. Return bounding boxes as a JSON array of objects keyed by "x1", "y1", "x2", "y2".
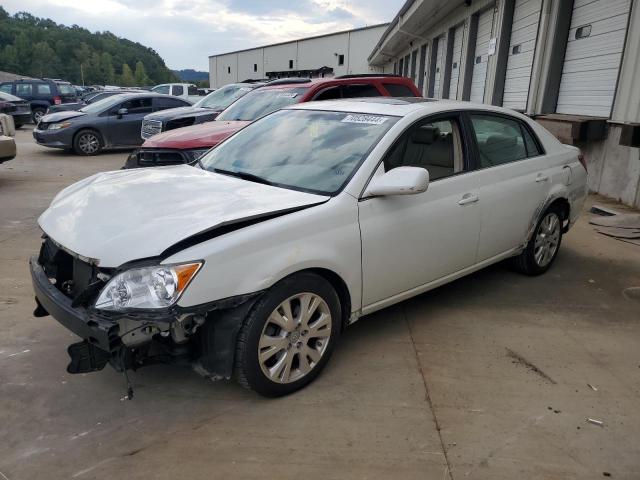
[
  {"x1": 535, "y1": 174, "x2": 549, "y2": 183},
  {"x1": 458, "y1": 193, "x2": 479, "y2": 205}
]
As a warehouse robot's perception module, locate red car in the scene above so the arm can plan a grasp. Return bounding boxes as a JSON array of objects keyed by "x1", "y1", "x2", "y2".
[{"x1": 124, "y1": 75, "x2": 421, "y2": 168}]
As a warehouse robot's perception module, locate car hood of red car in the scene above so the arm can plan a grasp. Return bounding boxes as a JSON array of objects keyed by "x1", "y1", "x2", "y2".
[{"x1": 142, "y1": 120, "x2": 251, "y2": 149}]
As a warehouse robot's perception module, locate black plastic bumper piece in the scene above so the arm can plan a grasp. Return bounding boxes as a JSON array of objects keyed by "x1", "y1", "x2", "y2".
[
  {"x1": 29, "y1": 256, "x2": 120, "y2": 353},
  {"x1": 67, "y1": 340, "x2": 111, "y2": 373}
]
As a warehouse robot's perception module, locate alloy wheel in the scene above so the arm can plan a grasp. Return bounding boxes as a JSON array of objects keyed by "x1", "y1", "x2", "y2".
[
  {"x1": 534, "y1": 212, "x2": 561, "y2": 267},
  {"x1": 258, "y1": 292, "x2": 332, "y2": 384},
  {"x1": 33, "y1": 110, "x2": 44, "y2": 123},
  {"x1": 78, "y1": 133, "x2": 100, "y2": 154}
]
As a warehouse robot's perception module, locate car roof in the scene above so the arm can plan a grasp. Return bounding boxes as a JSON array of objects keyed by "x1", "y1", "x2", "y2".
[
  {"x1": 288, "y1": 97, "x2": 529, "y2": 118},
  {"x1": 258, "y1": 75, "x2": 413, "y2": 90}
]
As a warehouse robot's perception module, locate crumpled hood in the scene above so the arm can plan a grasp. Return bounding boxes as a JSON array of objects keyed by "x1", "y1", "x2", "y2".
[
  {"x1": 40, "y1": 110, "x2": 86, "y2": 123},
  {"x1": 142, "y1": 121, "x2": 250, "y2": 149},
  {"x1": 144, "y1": 106, "x2": 215, "y2": 122},
  {"x1": 38, "y1": 165, "x2": 328, "y2": 267}
]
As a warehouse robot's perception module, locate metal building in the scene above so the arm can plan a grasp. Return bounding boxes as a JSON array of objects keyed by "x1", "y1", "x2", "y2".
[
  {"x1": 369, "y1": 0, "x2": 640, "y2": 208},
  {"x1": 208, "y1": 24, "x2": 388, "y2": 89}
]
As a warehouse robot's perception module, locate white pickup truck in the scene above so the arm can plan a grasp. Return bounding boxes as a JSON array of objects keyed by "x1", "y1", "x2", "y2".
[{"x1": 151, "y1": 83, "x2": 203, "y2": 104}]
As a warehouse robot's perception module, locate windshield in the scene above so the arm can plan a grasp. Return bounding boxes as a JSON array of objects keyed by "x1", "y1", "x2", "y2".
[
  {"x1": 194, "y1": 84, "x2": 254, "y2": 110},
  {"x1": 200, "y1": 109, "x2": 398, "y2": 195},
  {"x1": 217, "y1": 87, "x2": 308, "y2": 121},
  {"x1": 79, "y1": 94, "x2": 127, "y2": 114}
]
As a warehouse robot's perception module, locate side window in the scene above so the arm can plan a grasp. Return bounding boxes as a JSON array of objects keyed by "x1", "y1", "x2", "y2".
[
  {"x1": 470, "y1": 114, "x2": 530, "y2": 168},
  {"x1": 384, "y1": 118, "x2": 464, "y2": 181},
  {"x1": 172, "y1": 85, "x2": 184, "y2": 96},
  {"x1": 153, "y1": 85, "x2": 170, "y2": 95},
  {"x1": 383, "y1": 83, "x2": 416, "y2": 97},
  {"x1": 154, "y1": 97, "x2": 189, "y2": 110},
  {"x1": 342, "y1": 84, "x2": 380, "y2": 98},
  {"x1": 313, "y1": 86, "x2": 342, "y2": 101},
  {"x1": 121, "y1": 98, "x2": 153, "y2": 114},
  {"x1": 187, "y1": 85, "x2": 198, "y2": 95},
  {"x1": 0, "y1": 84, "x2": 12, "y2": 94},
  {"x1": 37, "y1": 84, "x2": 52, "y2": 95},
  {"x1": 522, "y1": 126, "x2": 543, "y2": 157},
  {"x1": 16, "y1": 83, "x2": 32, "y2": 97}
]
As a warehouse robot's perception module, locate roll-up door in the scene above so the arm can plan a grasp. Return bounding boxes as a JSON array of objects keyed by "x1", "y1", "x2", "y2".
[
  {"x1": 448, "y1": 24, "x2": 465, "y2": 99},
  {"x1": 556, "y1": 0, "x2": 631, "y2": 117},
  {"x1": 470, "y1": 7, "x2": 495, "y2": 103},
  {"x1": 503, "y1": 0, "x2": 543, "y2": 110},
  {"x1": 432, "y1": 36, "x2": 446, "y2": 98}
]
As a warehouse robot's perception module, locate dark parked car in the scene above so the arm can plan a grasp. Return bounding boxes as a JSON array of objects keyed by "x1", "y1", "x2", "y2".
[
  {"x1": 0, "y1": 92, "x2": 32, "y2": 128},
  {"x1": 33, "y1": 93, "x2": 191, "y2": 155},
  {"x1": 0, "y1": 79, "x2": 77, "y2": 123},
  {"x1": 140, "y1": 82, "x2": 263, "y2": 139},
  {"x1": 47, "y1": 89, "x2": 140, "y2": 114},
  {"x1": 126, "y1": 75, "x2": 422, "y2": 168}
]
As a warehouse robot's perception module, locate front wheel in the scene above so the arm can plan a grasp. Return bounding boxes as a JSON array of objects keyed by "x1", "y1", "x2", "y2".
[
  {"x1": 512, "y1": 205, "x2": 564, "y2": 275},
  {"x1": 235, "y1": 272, "x2": 341, "y2": 397},
  {"x1": 32, "y1": 108, "x2": 46, "y2": 124},
  {"x1": 73, "y1": 129, "x2": 103, "y2": 156}
]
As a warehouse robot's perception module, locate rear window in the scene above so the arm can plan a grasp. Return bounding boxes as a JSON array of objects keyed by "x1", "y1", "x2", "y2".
[
  {"x1": 56, "y1": 83, "x2": 75, "y2": 95},
  {"x1": 383, "y1": 83, "x2": 417, "y2": 97},
  {"x1": 217, "y1": 87, "x2": 308, "y2": 121},
  {"x1": 172, "y1": 85, "x2": 184, "y2": 96},
  {"x1": 188, "y1": 85, "x2": 198, "y2": 95}
]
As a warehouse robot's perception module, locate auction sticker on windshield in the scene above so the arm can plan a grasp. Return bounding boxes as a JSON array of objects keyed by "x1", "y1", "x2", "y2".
[{"x1": 341, "y1": 114, "x2": 388, "y2": 125}]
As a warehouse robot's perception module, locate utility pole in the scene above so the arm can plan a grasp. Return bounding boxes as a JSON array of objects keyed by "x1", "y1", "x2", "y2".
[{"x1": 81, "y1": 64, "x2": 85, "y2": 86}]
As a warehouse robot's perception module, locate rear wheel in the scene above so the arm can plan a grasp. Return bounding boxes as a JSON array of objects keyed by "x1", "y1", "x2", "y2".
[
  {"x1": 32, "y1": 108, "x2": 46, "y2": 124},
  {"x1": 73, "y1": 130, "x2": 103, "y2": 156},
  {"x1": 512, "y1": 205, "x2": 564, "y2": 275},
  {"x1": 235, "y1": 272, "x2": 341, "y2": 397}
]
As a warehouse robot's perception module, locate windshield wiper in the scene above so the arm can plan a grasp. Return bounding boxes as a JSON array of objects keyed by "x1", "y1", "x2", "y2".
[{"x1": 212, "y1": 168, "x2": 274, "y2": 186}]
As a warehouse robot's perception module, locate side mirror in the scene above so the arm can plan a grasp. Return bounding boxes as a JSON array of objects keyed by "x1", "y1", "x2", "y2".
[
  {"x1": 117, "y1": 108, "x2": 128, "y2": 118},
  {"x1": 366, "y1": 166, "x2": 429, "y2": 197}
]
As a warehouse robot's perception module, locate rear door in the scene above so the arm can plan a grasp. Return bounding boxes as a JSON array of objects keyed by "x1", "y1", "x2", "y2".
[
  {"x1": 108, "y1": 97, "x2": 154, "y2": 145},
  {"x1": 468, "y1": 112, "x2": 550, "y2": 260}
]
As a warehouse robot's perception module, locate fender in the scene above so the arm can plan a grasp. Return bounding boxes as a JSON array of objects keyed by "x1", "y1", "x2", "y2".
[{"x1": 523, "y1": 185, "x2": 571, "y2": 248}]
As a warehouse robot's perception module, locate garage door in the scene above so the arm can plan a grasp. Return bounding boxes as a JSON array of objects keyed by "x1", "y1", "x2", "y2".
[
  {"x1": 448, "y1": 24, "x2": 465, "y2": 99},
  {"x1": 556, "y1": 0, "x2": 631, "y2": 117},
  {"x1": 503, "y1": 0, "x2": 543, "y2": 111},
  {"x1": 470, "y1": 7, "x2": 495, "y2": 103},
  {"x1": 432, "y1": 36, "x2": 446, "y2": 98}
]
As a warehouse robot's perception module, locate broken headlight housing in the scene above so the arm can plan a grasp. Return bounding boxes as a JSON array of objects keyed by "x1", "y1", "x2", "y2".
[{"x1": 94, "y1": 262, "x2": 202, "y2": 311}]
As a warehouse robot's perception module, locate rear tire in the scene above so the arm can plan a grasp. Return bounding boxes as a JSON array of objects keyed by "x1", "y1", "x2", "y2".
[
  {"x1": 512, "y1": 204, "x2": 564, "y2": 276},
  {"x1": 235, "y1": 272, "x2": 341, "y2": 397},
  {"x1": 32, "y1": 108, "x2": 46, "y2": 124},
  {"x1": 73, "y1": 129, "x2": 103, "y2": 156}
]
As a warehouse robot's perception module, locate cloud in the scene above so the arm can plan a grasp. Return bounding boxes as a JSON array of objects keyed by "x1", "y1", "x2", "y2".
[{"x1": 2, "y1": 0, "x2": 401, "y2": 71}]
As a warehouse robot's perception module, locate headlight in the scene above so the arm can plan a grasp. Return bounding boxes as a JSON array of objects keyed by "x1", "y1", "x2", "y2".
[
  {"x1": 183, "y1": 149, "x2": 211, "y2": 162},
  {"x1": 95, "y1": 262, "x2": 202, "y2": 311},
  {"x1": 48, "y1": 121, "x2": 71, "y2": 130}
]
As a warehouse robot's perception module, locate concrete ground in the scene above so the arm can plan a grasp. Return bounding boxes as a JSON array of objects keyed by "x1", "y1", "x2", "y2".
[{"x1": 1, "y1": 127, "x2": 639, "y2": 480}]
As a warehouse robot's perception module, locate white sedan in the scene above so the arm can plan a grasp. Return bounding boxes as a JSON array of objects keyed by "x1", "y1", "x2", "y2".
[{"x1": 30, "y1": 99, "x2": 587, "y2": 397}]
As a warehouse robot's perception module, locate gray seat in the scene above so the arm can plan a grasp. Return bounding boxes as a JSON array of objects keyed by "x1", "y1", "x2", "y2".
[{"x1": 405, "y1": 126, "x2": 454, "y2": 180}]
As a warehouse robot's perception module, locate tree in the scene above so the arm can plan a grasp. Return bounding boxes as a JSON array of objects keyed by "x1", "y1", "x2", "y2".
[
  {"x1": 119, "y1": 63, "x2": 135, "y2": 86},
  {"x1": 29, "y1": 41, "x2": 58, "y2": 78},
  {"x1": 134, "y1": 61, "x2": 151, "y2": 86}
]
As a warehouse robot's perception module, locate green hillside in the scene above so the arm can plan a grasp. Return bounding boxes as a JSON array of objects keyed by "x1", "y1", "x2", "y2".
[{"x1": 0, "y1": 7, "x2": 179, "y2": 86}]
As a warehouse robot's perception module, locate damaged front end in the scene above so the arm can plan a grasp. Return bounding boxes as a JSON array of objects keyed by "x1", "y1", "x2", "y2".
[{"x1": 30, "y1": 237, "x2": 261, "y2": 383}]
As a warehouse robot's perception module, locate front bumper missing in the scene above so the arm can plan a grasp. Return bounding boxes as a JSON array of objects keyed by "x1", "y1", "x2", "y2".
[{"x1": 30, "y1": 255, "x2": 264, "y2": 379}]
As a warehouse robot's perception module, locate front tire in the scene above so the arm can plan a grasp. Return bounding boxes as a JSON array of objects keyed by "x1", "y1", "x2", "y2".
[
  {"x1": 73, "y1": 129, "x2": 103, "y2": 156},
  {"x1": 235, "y1": 272, "x2": 341, "y2": 397},
  {"x1": 512, "y1": 205, "x2": 564, "y2": 275}
]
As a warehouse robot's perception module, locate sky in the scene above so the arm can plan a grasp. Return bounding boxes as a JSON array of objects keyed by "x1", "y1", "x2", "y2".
[{"x1": 2, "y1": 0, "x2": 402, "y2": 71}]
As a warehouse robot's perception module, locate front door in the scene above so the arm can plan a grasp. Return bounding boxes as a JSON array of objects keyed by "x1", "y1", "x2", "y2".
[
  {"x1": 108, "y1": 97, "x2": 153, "y2": 146},
  {"x1": 359, "y1": 114, "x2": 482, "y2": 308}
]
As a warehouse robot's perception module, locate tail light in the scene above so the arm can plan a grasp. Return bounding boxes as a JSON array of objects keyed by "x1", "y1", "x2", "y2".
[
  {"x1": 53, "y1": 96, "x2": 61, "y2": 105},
  {"x1": 578, "y1": 152, "x2": 587, "y2": 173}
]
